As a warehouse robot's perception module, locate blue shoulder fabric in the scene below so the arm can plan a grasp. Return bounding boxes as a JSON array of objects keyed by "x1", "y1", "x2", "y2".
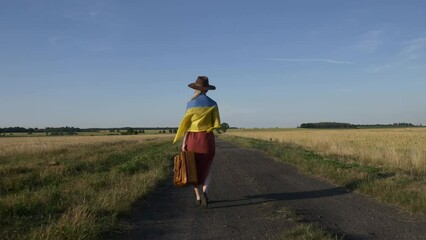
[{"x1": 186, "y1": 94, "x2": 217, "y2": 109}]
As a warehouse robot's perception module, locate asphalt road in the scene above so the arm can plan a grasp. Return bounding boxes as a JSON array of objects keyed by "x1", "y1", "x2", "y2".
[{"x1": 119, "y1": 139, "x2": 426, "y2": 240}]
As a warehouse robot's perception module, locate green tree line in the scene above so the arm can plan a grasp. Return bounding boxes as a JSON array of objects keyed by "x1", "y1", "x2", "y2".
[
  {"x1": 0, "y1": 127, "x2": 181, "y2": 136},
  {"x1": 300, "y1": 122, "x2": 357, "y2": 129},
  {"x1": 299, "y1": 122, "x2": 420, "y2": 129}
]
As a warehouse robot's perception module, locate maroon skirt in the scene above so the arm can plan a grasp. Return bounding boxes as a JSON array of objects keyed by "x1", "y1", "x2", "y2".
[{"x1": 186, "y1": 131, "x2": 215, "y2": 185}]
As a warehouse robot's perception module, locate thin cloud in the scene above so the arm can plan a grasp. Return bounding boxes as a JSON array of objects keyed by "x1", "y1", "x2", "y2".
[
  {"x1": 89, "y1": 10, "x2": 100, "y2": 17},
  {"x1": 90, "y1": 45, "x2": 112, "y2": 52},
  {"x1": 369, "y1": 37, "x2": 426, "y2": 73},
  {"x1": 400, "y1": 37, "x2": 426, "y2": 60},
  {"x1": 47, "y1": 36, "x2": 63, "y2": 46},
  {"x1": 63, "y1": 9, "x2": 101, "y2": 20},
  {"x1": 368, "y1": 63, "x2": 393, "y2": 73},
  {"x1": 267, "y1": 58, "x2": 354, "y2": 64},
  {"x1": 357, "y1": 29, "x2": 385, "y2": 52}
]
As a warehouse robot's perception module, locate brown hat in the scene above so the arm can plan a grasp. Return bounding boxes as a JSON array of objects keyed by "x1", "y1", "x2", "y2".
[{"x1": 188, "y1": 76, "x2": 216, "y2": 91}]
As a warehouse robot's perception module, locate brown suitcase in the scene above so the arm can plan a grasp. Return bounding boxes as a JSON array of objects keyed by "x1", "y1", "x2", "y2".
[{"x1": 173, "y1": 151, "x2": 198, "y2": 187}]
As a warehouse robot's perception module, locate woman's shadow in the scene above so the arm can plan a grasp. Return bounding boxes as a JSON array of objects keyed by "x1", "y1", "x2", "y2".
[{"x1": 209, "y1": 187, "x2": 351, "y2": 209}]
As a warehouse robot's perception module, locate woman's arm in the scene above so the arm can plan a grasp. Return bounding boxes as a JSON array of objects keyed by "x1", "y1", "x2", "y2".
[{"x1": 181, "y1": 132, "x2": 188, "y2": 151}]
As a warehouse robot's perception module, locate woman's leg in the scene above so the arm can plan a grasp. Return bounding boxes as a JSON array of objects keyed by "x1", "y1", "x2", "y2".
[
  {"x1": 194, "y1": 185, "x2": 202, "y2": 200},
  {"x1": 202, "y1": 168, "x2": 212, "y2": 194}
]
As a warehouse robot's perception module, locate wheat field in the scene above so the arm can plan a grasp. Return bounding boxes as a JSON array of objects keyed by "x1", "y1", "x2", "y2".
[
  {"x1": 227, "y1": 128, "x2": 426, "y2": 174},
  {"x1": 0, "y1": 134, "x2": 173, "y2": 158}
]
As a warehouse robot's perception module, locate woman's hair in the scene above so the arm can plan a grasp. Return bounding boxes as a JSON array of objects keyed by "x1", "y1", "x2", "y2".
[{"x1": 191, "y1": 90, "x2": 207, "y2": 100}]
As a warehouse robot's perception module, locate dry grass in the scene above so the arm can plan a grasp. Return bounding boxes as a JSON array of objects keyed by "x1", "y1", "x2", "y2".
[
  {"x1": 283, "y1": 224, "x2": 342, "y2": 240},
  {"x1": 223, "y1": 135, "x2": 426, "y2": 214},
  {"x1": 227, "y1": 128, "x2": 426, "y2": 174},
  {"x1": 0, "y1": 134, "x2": 173, "y2": 159},
  {"x1": 0, "y1": 134, "x2": 177, "y2": 240}
]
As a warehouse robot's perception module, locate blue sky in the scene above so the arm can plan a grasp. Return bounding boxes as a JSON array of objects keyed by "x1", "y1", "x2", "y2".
[{"x1": 1, "y1": 0, "x2": 425, "y2": 128}]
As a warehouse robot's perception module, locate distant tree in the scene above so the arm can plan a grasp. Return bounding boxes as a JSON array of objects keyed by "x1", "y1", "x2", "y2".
[
  {"x1": 168, "y1": 129, "x2": 173, "y2": 133},
  {"x1": 300, "y1": 122, "x2": 357, "y2": 129},
  {"x1": 126, "y1": 128, "x2": 134, "y2": 135}
]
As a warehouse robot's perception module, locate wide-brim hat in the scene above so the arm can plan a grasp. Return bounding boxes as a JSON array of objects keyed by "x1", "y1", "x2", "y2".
[{"x1": 188, "y1": 76, "x2": 216, "y2": 91}]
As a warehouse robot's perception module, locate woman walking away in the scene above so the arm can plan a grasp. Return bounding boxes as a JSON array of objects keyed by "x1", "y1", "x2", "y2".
[{"x1": 173, "y1": 76, "x2": 221, "y2": 208}]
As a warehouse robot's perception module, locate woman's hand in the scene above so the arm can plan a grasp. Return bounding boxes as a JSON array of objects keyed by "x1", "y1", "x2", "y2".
[{"x1": 182, "y1": 132, "x2": 188, "y2": 152}]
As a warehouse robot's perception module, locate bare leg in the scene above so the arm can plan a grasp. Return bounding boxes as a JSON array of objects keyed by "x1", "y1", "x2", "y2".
[
  {"x1": 202, "y1": 169, "x2": 212, "y2": 194},
  {"x1": 194, "y1": 185, "x2": 202, "y2": 200}
]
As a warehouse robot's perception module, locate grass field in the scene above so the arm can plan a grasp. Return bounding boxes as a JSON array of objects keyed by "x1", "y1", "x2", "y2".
[
  {"x1": 0, "y1": 134, "x2": 177, "y2": 240},
  {"x1": 2, "y1": 129, "x2": 424, "y2": 238},
  {"x1": 224, "y1": 128, "x2": 426, "y2": 214},
  {"x1": 227, "y1": 128, "x2": 426, "y2": 174}
]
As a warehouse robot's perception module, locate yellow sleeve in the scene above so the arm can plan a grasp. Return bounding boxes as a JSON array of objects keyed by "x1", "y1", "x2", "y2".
[
  {"x1": 205, "y1": 106, "x2": 221, "y2": 133},
  {"x1": 212, "y1": 106, "x2": 221, "y2": 129},
  {"x1": 173, "y1": 111, "x2": 191, "y2": 143}
]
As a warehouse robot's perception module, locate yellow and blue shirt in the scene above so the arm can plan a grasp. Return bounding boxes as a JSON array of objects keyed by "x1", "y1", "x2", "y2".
[{"x1": 173, "y1": 94, "x2": 221, "y2": 143}]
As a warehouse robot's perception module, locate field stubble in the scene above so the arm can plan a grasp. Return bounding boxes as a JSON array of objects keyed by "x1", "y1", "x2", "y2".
[{"x1": 0, "y1": 134, "x2": 177, "y2": 240}]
